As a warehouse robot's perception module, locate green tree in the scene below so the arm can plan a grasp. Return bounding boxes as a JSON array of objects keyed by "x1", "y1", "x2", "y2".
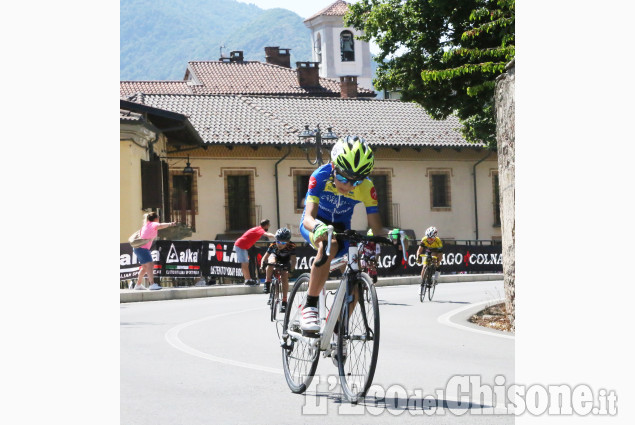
[{"x1": 345, "y1": 0, "x2": 514, "y2": 147}]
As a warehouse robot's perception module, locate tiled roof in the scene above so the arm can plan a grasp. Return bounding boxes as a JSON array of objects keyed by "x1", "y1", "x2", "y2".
[
  {"x1": 120, "y1": 60, "x2": 375, "y2": 98},
  {"x1": 120, "y1": 109, "x2": 142, "y2": 122},
  {"x1": 305, "y1": 0, "x2": 350, "y2": 22},
  {"x1": 131, "y1": 94, "x2": 477, "y2": 148},
  {"x1": 185, "y1": 60, "x2": 374, "y2": 96},
  {"x1": 134, "y1": 94, "x2": 292, "y2": 145},
  {"x1": 120, "y1": 81, "x2": 194, "y2": 98}
]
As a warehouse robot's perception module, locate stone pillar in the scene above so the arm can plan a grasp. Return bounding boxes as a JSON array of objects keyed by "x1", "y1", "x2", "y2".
[{"x1": 495, "y1": 59, "x2": 515, "y2": 331}]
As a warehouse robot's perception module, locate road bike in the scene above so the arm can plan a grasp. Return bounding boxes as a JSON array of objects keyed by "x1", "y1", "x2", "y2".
[
  {"x1": 419, "y1": 252, "x2": 438, "y2": 302},
  {"x1": 281, "y1": 227, "x2": 407, "y2": 403},
  {"x1": 267, "y1": 262, "x2": 289, "y2": 322}
]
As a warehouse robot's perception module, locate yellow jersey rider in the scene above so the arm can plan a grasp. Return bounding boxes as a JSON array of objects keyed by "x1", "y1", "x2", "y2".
[{"x1": 416, "y1": 226, "x2": 443, "y2": 285}]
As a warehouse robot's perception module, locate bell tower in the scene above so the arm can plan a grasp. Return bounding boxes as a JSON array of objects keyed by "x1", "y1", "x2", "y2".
[{"x1": 304, "y1": 0, "x2": 373, "y2": 91}]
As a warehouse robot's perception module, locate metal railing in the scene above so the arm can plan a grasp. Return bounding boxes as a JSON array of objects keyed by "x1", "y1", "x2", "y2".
[
  {"x1": 391, "y1": 203, "x2": 400, "y2": 228},
  {"x1": 171, "y1": 193, "x2": 196, "y2": 232},
  {"x1": 223, "y1": 204, "x2": 262, "y2": 232}
]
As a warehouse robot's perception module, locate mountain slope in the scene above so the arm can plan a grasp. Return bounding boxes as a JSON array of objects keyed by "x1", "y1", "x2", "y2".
[{"x1": 120, "y1": 0, "x2": 312, "y2": 80}]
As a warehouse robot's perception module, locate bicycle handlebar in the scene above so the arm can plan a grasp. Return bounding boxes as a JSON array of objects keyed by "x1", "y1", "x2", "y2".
[
  {"x1": 262, "y1": 262, "x2": 290, "y2": 271},
  {"x1": 314, "y1": 226, "x2": 408, "y2": 268}
]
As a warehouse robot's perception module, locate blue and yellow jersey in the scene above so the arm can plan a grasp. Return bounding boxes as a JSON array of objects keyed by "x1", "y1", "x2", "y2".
[
  {"x1": 420, "y1": 237, "x2": 443, "y2": 251},
  {"x1": 303, "y1": 163, "x2": 378, "y2": 227}
]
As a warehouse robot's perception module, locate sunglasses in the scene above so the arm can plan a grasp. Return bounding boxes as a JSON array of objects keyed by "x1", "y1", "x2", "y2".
[
  {"x1": 334, "y1": 170, "x2": 363, "y2": 187},
  {"x1": 276, "y1": 240, "x2": 288, "y2": 245}
]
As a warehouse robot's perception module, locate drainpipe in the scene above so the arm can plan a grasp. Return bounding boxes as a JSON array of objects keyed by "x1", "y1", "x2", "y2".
[
  {"x1": 472, "y1": 150, "x2": 493, "y2": 241},
  {"x1": 275, "y1": 145, "x2": 292, "y2": 228}
]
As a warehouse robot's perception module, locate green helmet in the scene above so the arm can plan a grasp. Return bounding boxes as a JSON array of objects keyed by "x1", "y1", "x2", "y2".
[
  {"x1": 367, "y1": 229, "x2": 373, "y2": 236},
  {"x1": 330, "y1": 135, "x2": 374, "y2": 180}
]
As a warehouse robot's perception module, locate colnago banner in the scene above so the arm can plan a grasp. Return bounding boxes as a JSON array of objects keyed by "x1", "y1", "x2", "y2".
[
  {"x1": 121, "y1": 241, "x2": 501, "y2": 280},
  {"x1": 377, "y1": 243, "x2": 504, "y2": 274}
]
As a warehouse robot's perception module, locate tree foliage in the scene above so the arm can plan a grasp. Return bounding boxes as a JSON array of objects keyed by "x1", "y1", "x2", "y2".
[{"x1": 345, "y1": 0, "x2": 515, "y2": 147}]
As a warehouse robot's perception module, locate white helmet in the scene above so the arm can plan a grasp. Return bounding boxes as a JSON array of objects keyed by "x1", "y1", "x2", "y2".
[{"x1": 425, "y1": 226, "x2": 438, "y2": 238}]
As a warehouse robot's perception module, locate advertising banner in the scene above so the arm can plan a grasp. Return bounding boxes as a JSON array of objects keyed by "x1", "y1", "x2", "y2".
[
  {"x1": 155, "y1": 240, "x2": 203, "y2": 277},
  {"x1": 120, "y1": 241, "x2": 502, "y2": 280}
]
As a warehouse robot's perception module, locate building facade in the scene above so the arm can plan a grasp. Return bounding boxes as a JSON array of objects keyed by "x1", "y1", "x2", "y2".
[{"x1": 120, "y1": 1, "x2": 501, "y2": 244}]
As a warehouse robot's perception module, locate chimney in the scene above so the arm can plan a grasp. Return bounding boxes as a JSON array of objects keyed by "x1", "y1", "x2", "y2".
[
  {"x1": 264, "y1": 46, "x2": 291, "y2": 68},
  {"x1": 340, "y1": 76, "x2": 358, "y2": 98},
  {"x1": 229, "y1": 50, "x2": 244, "y2": 63},
  {"x1": 296, "y1": 62, "x2": 320, "y2": 87}
]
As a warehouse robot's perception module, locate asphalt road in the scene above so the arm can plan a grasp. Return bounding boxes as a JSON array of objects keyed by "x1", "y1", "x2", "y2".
[{"x1": 121, "y1": 280, "x2": 514, "y2": 424}]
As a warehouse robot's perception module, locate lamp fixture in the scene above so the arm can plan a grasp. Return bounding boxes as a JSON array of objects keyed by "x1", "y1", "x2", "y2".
[
  {"x1": 183, "y1": 156, "x2": 194, "y2": 173},
  {"x1": 297, "y1": 124, "x2": 337, "y2": 166}
]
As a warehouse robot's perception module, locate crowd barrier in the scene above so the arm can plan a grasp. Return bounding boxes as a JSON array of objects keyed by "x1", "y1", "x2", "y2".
[{"x1": 120, "y1": 240, "x2": 502, "y2": 282}]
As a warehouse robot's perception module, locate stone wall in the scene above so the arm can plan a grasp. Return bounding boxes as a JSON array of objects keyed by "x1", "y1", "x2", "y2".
[{"x1": 495, "y1": 59, "x2": 515, "y2": 331}]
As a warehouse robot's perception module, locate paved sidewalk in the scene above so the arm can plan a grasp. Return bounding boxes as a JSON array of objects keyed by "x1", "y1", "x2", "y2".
[{"x1": 120, "y1": 273, "x2": 503, "y2": 303}]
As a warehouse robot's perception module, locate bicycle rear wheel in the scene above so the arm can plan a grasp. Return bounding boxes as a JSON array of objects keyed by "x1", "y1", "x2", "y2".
[
  {"x1": 270, "y1": 279, "x2": 280, "y2": 322},
  {"x1": 338, "y1": 273, "x2": 379, "y2": 403},
  {"x1": 282, "y1": 273, "x2": 319, "y2": 393}
]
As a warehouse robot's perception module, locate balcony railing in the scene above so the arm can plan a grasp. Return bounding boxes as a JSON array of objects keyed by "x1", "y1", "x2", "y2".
[
  {"x1": 224, "y1": 204, "x2": 262, "y2": 232},
  {"x1": 391, "y1": 203, "x2": 400, "y2": 228},
  {"x1": 172, "y1": 192, "x2": 195, "y2": 232}
]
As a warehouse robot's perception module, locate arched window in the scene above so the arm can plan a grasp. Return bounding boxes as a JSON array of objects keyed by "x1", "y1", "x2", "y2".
[
  {"x1": 315, "y1": 33, "x2": 322, "y2": 63},
  {"x1": 340, "y1": 30, "x2": 355, "y2": 62}
]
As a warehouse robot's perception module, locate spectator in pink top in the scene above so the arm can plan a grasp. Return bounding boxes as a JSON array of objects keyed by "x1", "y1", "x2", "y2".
[
  {"x1": 234, "y1": 219, "x2": 275, "y2": 285},
  {"x1": 132, "y1": 212, "x2": 176, "y2": 290}
]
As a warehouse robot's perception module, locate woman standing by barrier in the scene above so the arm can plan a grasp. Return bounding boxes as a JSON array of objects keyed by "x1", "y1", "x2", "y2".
[{"x1": 133, "y1": 212, "x2": 176, "y2": 290}]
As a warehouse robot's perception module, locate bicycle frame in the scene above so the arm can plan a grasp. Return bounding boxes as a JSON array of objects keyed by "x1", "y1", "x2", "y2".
[
  {"x1": 284, "y1": 246, "x2": 356, "y2": 357},
  {"x1": 284, "y1": 226, "x2": 406, "y2": 357}
]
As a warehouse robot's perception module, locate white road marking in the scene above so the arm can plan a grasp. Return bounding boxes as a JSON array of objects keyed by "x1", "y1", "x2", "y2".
[
  {"x1": 437, "y1": 298, "x2": 515, "y2": 339},
  {"x1": 165, "y1": 306, "x2": 284, "y2": 375}
]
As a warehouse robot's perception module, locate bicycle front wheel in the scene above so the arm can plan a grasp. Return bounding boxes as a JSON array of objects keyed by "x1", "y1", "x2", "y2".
[
  {"x1": 428, "y1": 273, "x2": 437, "y2": 301},
  {"x1": 270, "y1": 280, "x2": 280, "y2": 322},
  {"x1": 419, "y1": 282, "x2": 427, "y2": 303},
  {"x1": 338, "y1": 273, "x2": 379, "y2": 403},
  {"x1": 281, "y1": 273, "x2": 319, "y2": 393}
]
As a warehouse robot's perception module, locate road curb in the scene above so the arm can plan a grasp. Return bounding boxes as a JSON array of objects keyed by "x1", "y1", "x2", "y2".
[
  {"x1": 438, "y1": 298, "x2": 514, "y2": 339},
  {"x1": 120, "y1": 273, "x2": 503, "y2": 303}
]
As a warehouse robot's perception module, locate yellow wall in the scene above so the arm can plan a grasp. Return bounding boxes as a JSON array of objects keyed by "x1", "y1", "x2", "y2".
[
  {"x1": 120, "y1": 140, "x2": 146, "y2": 242},
  {"x1": 119, "y1": 127, "x2": 168, "y2": 242}
]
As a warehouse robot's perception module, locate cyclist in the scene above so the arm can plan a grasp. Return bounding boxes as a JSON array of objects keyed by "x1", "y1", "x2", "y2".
[
  {"x1": 299, "y1": 135, "x2": 402, "y2": 332},
  {"x1": 359, "y1": 229, "x2": 381, "y2": 283},
  {"x1": 260, "y1": 227, "x2": 296, "y2": 314},
  {"x1": 416, "y1": 226, "x2": 443, "y2": 286}
]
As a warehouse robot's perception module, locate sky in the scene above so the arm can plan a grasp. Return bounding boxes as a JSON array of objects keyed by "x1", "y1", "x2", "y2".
[
  {"x1": 236, "y1": 0, "x2": 346, "y2": 19},
  {"x1": 237, "y1": 0, "x2": 381, "y2": 54}
]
